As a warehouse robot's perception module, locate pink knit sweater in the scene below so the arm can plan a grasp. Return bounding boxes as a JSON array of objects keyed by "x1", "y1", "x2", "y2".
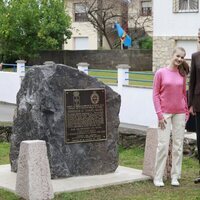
[{"x1": 153, "y1": 67, "x2": 189, "y2": 121}]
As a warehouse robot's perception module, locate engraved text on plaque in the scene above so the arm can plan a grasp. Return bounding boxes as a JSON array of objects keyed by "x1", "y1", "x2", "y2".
[{"x1": 64, "y1": 88, "x2": 107, "y2": 143}]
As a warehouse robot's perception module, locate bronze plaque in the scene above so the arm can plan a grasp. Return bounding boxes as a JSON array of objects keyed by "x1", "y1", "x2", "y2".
[{"x1": 64, "y1": 88, "x2": 107, "y2": 143}]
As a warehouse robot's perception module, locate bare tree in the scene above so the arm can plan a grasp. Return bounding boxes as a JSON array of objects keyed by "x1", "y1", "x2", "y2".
[
  {"x1": 79, "y1": 0, "x2": 129, "y2": 49},
  {"x1": 72, "y1": 0, "x2": 152, "y2": 49},
  {"x1": 128, "y1": 13, "x2": 152, "y2": 48},
  {"x1": 128, "y1": 0, "x2": 152, "y2": 48}
]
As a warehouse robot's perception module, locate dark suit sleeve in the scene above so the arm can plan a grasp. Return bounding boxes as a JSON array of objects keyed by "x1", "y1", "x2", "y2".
[{"x1": 188, "y1": 54, "x2": 196, "y2": 107}]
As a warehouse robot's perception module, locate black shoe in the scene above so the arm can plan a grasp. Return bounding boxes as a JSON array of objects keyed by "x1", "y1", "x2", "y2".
[{"x1": 194, "y1": 176, "x2": 200, "y2": 184}]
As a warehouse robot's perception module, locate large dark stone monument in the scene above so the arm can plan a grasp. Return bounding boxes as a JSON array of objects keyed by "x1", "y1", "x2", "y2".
[{"x1": 10, "y1": 63, "x2": 121, "y2": 178}]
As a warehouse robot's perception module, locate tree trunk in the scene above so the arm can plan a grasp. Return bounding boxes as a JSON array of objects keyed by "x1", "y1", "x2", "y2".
[
  {"x1": 97, "y1": 0, "x2": 103, "y2": 48},
  {"x1": 103, "y1": 31, "x2": 113, "y2": 49}
]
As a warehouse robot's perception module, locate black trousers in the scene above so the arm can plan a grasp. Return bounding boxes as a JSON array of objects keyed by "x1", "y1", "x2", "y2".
[
  {"x1": 196, "y1": 112, "x2": 200, "y2": 163},
  {"x1": 186, "y1": 113, "x2": 196, "y2": 132}
]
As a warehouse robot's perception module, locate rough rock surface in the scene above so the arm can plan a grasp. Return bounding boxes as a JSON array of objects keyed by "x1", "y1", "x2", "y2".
[{"x1": 10, "y1": 63, "x2": 121, "y2": 178}]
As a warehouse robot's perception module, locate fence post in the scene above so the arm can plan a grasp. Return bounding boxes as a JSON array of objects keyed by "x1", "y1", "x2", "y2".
[
  {"x1": 116, "y1": 64, "x2": 130, "y2": 88},
  {"x1": 16, "y1": 140, "x2": 54, "y2": 200},
  {"x1": 77, "y1": 62, "x2": 89, "y2": 75},
  {"x1": 16, "y1": 60, "x2": 26, "y2": 80}
]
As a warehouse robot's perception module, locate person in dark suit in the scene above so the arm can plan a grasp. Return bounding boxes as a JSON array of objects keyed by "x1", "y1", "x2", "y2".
[
  {"x1": 186, "y1": 90, "x2": 196, "y2": 132},
  {"x1": 188, "y1": 28, "x2": 200, "y2": 183}
]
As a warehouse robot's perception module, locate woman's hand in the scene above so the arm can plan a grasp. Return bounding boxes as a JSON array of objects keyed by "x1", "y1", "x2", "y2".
[
  {"x1": 189, "y1": 106, "x2": 196, "y2": 116},
  {"x1": 158, "y1": 119, "x2": 167, "y2": 130}
]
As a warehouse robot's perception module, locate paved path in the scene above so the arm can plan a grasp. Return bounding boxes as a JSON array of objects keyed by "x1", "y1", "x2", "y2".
[
  {"x1": 0, "y1": 102, "x2": 16, "y2": 122},
  {"x1": 0, "y1": 165, "x2": 150, "y2": 193},
  {"x1": 120, "y1": 122, "x2": 196, "y2": 140}
]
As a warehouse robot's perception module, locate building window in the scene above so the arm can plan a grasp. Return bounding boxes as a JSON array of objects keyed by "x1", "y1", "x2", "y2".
[
  {"x1": 173, "y1": 0, "x2": 199, "y2": 13},
  {"x1": 74, "y1": 37, "x2": 89, "y2": 50},
  {"x1": 141, "y1": 1, "x2": 152, "y2": 16},
  {"x1": 74, "y1": 3, "x2": 88, "y2": 22}
]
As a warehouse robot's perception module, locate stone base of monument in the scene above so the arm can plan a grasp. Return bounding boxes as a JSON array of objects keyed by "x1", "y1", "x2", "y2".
[
  {"x1": 15, "y1": 140, "x2": 54, "y2": 200},
  {"x1": 142, "y1": 128, "x2": 172, "y2": 180},
  {"x1": 0, "y1": 164, "x2": 150, "y2": 193}
]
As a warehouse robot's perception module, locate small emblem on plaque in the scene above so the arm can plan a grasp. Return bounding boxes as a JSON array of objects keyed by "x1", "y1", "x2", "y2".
[
  {"x1": 73, "y1": 91, "x2": 80, "y2": 106},
  {"x1": 90, "y1": 91, "x2": 99, "y2": 104}
]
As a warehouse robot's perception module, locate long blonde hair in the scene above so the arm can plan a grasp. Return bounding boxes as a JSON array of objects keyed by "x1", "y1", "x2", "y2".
[
  {"x1": 172, "y1": 47, "x2": 189, "y2": 77},
  {"x1": 179, "y1": 60, "x2": 189, "y2": 77}
]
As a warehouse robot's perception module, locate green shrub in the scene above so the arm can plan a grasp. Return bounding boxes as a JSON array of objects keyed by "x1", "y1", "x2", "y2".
[{"x1": 139, "y1": 36, "x2": 153, "y2": 49}]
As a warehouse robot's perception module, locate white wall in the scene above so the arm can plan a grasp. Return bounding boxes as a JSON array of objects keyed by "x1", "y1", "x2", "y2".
[
  {"x1": 110, "y1": 85, "x2": 157, "y2": 128},
  {"x1": 0, "y1": 71, "x2": 157, "y2": 127},
  {"x1": 0, "y1": 72, "x2": 21, "y2": 104},
  {"x1": 176, "y1": 40, "x2": 198, "y2": 59},
  {"x1": 153, "y1": 0, "x2": 200, "y2": 36}
]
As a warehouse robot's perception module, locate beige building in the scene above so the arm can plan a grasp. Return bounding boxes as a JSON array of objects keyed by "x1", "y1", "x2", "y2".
[
  {"x1": 128, "y1": 0, "x2": 152, "y2": 36},
  {"x1": 153, "y1": 0, "x2": 200, "y2": 71},
  {"x1": 64, "y1": 0, "x2": 98, "y2": 50},
  {"x1": 64, "y1": 0, "x2": 153, "y2": 50},
  {"x1": 64, "y1": 0, "x2": 124, "y2": 50}
]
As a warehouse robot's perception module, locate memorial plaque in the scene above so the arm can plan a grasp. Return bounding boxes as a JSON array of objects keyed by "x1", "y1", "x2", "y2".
[{"x1": 64, "y1": 88, "x2": 107, "y2": 143}]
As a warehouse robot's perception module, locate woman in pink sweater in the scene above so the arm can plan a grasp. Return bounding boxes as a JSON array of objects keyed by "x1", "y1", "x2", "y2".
[{"x1": 153, "y1": 47, "x2": 189, "y2": 187}]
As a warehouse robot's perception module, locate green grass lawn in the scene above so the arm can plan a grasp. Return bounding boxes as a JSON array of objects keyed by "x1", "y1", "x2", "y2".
[
  {"x1": 0, "y1": 142, "x2": 200, "y2": 200},
  {"x1": 88, "y1": 69, "x2": 154, "y2": 87},
  {"x1": 0, "y1": 142, "x2": 10, "y2": 165},
  {"x1": 2, "y1": 67, "x2": 16, "y2": 72},
  {"x1": 0, "y1": 122, "x2": 13, "y2": 127}
]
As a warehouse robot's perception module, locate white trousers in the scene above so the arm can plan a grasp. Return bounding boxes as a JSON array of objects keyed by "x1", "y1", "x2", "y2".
[{"x1": 154, "y1": 113, "x2": 185, "y2": 181}]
